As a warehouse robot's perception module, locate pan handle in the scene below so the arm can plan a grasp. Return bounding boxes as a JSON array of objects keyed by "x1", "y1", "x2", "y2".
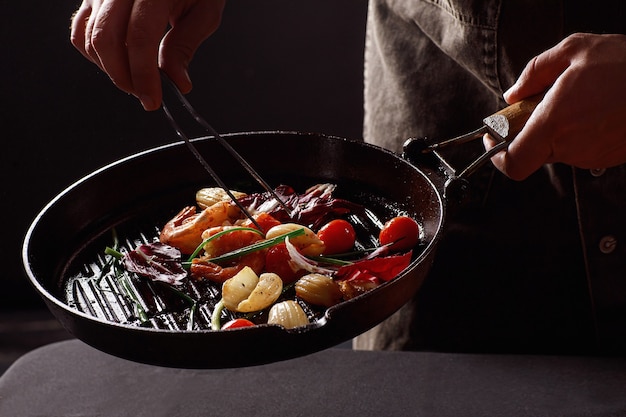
[
  {"x1": 403, "y1": 95, "x2": 542, "y2": 195},
  {"x1": 402, "y1": 95, "x2": 542, "y2": 207}
]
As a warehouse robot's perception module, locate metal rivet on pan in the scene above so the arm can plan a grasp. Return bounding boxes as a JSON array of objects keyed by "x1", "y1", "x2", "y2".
[{"x1": 599, "y1": 235, "x2": 617, "y2": 254}]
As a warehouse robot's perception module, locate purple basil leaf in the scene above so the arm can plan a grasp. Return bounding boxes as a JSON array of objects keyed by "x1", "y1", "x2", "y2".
[
  {"x1": 237, "y1": 184, "x2": 364, "y2": 229},
  {"x1": 123, "y1": 242, "x2": 187, "y2": 285}
]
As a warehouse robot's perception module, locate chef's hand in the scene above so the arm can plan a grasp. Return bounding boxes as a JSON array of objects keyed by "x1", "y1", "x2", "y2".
[
  {"x1": 70, "y1": 0, "x2": 225, "y2": 111},
  {"x1": 484, "y1": 33, "x2": 626, "y2": 180}
]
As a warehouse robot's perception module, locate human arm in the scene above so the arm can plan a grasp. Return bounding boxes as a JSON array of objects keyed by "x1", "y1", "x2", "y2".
[
  {"x1": 484, "y1": 33, "x2": 626, "y2": 180},
  {"x1": 70, "y1": 0, "x2": 226, "y2": 111}
]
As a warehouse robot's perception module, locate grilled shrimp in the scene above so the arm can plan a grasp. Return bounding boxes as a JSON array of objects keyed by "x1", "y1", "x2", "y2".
[
  {"x1": 190, "y1": 251, "x2": 266, "y2": 283},
  {"x1": 200, "y1": 225, "x2": 264, "y2": 258},
  {"x1": 159, "y1": 202, "x2": 235, "y2": 254},
  {"x1": 189, "y1": 224, "x2": 266, "y2": 283}
]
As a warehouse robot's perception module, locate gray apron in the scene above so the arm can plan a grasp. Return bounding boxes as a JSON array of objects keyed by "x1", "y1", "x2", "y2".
[{"x1": 356, "y1": 0, "x2": 626, "y2": 354}]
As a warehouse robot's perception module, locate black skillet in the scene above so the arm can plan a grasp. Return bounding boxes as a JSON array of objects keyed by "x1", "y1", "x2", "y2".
[
  {"x1": 22, "y1": 96, "x2": 538, "y2": 369},
  {"x1": 21, "y1": 131, "x2": 446, "y2": 368}
]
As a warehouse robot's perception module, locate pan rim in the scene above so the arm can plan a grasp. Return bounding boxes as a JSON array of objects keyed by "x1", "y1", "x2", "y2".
[{"x1": 21, "y1": 131, "x2": 445, "y2": 339}]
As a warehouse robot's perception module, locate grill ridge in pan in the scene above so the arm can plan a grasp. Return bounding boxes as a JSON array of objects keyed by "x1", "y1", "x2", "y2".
[{"x1": 22, "y1": 132, "x2": 444, "y2": 368}]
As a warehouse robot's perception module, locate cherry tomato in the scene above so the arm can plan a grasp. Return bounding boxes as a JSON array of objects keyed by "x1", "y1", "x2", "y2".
[
  {"x1": 317, "y1": 219, "x2": 357, "y2": 255},
  {"x1": 265, "y1": 243, "x2": 303, "y2": 284},
  {"x1": 379, "y1": 216, "x2": 420, "y2": 252},
  {"x1": 221, "y1": 318, "x2": 255, "y2": 330}
]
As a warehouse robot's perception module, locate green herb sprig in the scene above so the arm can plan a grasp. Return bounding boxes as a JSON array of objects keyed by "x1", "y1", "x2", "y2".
[{"x1": 183, "y1": 228, "x2": 305, "y2": 267}]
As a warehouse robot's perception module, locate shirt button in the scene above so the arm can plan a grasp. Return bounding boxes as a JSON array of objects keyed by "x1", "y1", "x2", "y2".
[
  {"x1": 590, "y1": 168, "x2": 606, "y2": 177},
  {"x1": 599, "y1": 235, "x2": 617, "y2": 254}
]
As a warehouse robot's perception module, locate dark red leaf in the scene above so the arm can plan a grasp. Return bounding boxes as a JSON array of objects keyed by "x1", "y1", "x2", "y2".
[
  {"x1": 237, "y1": 184, "x2": 364, "y2": 229},
  {"x1": 123, "y1": 242, "x2": 187, "y2": 285}
]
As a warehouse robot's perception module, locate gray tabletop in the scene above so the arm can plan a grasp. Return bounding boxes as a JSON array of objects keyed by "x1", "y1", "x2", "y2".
[{"x1": 1, "y1": 340, "x2": 626, "y2": 417}]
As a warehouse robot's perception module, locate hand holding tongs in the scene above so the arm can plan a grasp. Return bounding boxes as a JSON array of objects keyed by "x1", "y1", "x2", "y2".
[
  {"x1": 406, "y1": 94, "x2": 543, "y2": 178},
  {"x1": 159, "y1": 72, "x2": 291, "y2": 228}
]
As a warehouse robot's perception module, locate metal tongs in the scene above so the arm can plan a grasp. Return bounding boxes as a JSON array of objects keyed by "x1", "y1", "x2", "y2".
[
  {"x1": 407, "y1": 94, "x2": 543, "y2": 179},
  {"x1": 159, "y1": 72, "x2": 292, "y2": 228}
]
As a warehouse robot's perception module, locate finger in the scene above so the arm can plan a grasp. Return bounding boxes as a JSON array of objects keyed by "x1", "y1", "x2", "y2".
[
  {"x1": 83, "y1": 0, "x2": 104, "y2": 69},
  {"x1": 90, "y1": 0, "x2": 136, "y2": 94},
  {"x1": 484, "y1": 98, "x2": 556, "y2": 180},
  {"x1": 159, "y1": 0, "x2": 226, "y2": 94},
  {"x1": 504, "y1": 39, "x2": 572, "y2": 104},
  {"x1": 126, "y1": 0, "x2": 171, "y2": 110},
  {"x1": 70, "y1": 2, "x2": 94, "y2": 62}
]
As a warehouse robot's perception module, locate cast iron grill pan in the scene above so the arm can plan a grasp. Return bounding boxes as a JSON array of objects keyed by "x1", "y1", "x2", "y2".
[
  {"x1": 65, "y1": 205, "x2": 396, "y2": 331},
  {"x1": 23, "y1": 132, "x2": 444, "y2": 368}
]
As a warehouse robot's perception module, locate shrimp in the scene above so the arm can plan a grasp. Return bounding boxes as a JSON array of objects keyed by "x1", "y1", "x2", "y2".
[
  {"x1": 200, "y1": 225, "x2": 264, "y2": 258},
  {"x1": 189, "y1": 224, "x2": 266, "y2": 283},
  {"x1": 159, "y1": 201, "x2": 235, "y2": 254},
  {"x1": 190, "y1": 251, "x2": 266, "y2": 283}
]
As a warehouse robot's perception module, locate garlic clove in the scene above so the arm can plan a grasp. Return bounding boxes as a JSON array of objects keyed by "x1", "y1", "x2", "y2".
[
  {"x1": 236, "y1": 272, "x2": 283, "y2": 312},
  {"x1": 222, "y1": 266, "x2": 258, "y2": 311},
  {"x1": 267, "y1": 300, "x2": 309, "y2": 329},
  {"x1": 295, "y1": 273, "x2": 343, "y2": 307}
]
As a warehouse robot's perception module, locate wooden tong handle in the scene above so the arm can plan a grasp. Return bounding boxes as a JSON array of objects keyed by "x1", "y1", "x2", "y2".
[{"x1": 483, "y1": 94, "x2": 543, "y2": 141}]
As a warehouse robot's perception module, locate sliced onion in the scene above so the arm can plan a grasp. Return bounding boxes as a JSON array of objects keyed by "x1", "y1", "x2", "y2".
[
  {"x1": 365, "y1": 244, "x2": 390, "y2": 259},
  {"x1": 284, "y1": 237, "x2": 335, "y2": 275}
]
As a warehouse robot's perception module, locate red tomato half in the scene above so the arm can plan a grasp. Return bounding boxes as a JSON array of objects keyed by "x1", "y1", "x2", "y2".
[
  {"x1": 221, "y1": 318, "x2": 255, "y2": 330},
  {"x1": 379, "y1": 216, "x2": 420, "y2": 252},
  {"x1": 265, "y1": 243, "x2": 303, "y2": 284},
  {"x1": 317, "y1": 219, "x2": 357, "y2": 255}
]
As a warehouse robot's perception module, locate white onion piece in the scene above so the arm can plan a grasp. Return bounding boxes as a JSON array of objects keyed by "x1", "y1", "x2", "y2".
[
  {"x1": 284, "y1": 237, "x2": 335, "y2": 275},
  {"x1": 266, "y1": 224, "x2": 325, "y2": 256}
]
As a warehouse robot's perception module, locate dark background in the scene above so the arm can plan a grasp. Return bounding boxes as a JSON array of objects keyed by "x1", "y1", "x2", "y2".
[{"x1": 0, "y1": 0, "x2": 368, "y2": 312}]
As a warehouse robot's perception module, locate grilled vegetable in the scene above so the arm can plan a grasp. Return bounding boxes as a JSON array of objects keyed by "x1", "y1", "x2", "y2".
[
  {"x1": 196, "y1": 187, "x2": 247, "y2": 211},
  {"x1": 317, "y1": 219, "x2": 356, "y2": 255},
  {"x1": 295, "y1": 273, "x2": 343, "y2": 307},
  {"x1": 266, "y1": 223, "x2": 325, "y2": 256},
  {"x1": 221, "y1": 318, "x2": 255, "y2": 330},
  {"x1": 379, "y1": 216, "x2": 421, "y2": 252},
  {"x1": 122, "y1": 242, "x2": 187, "y2": 285},
  {"x1": 267, "y1": 300, "x2": 309, "y2": 329},
  {"x1": 222, "y1": 267, "x2": 283, "y2": 313}
]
